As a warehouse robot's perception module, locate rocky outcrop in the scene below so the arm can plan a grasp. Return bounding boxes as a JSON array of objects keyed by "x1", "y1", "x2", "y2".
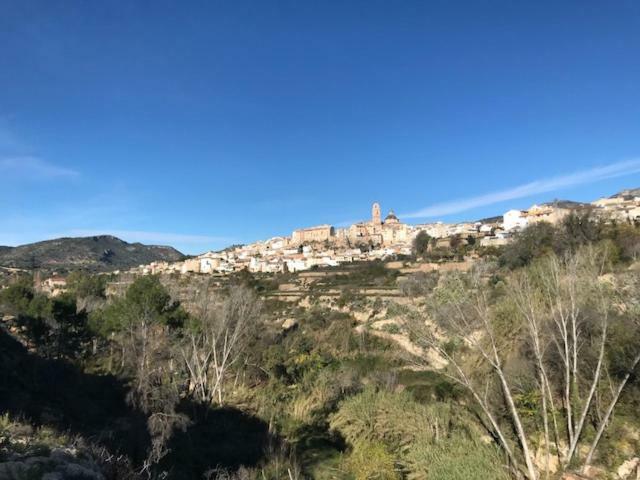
[
  {"x1": 0, "y1": 447, "x2": 105, "y2": 480},
  {"x1": 617, "y1": 457, "x2": 640, "y2": 479},
  {"x1": 281, "y1": 317, "x2": 298, "y2": 330}
]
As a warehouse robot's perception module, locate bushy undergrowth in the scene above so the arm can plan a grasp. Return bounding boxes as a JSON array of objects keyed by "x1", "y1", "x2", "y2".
[
  {"x1": 329, "y1": 388, "x2": 510, "y2": 480},
  {"x1": 403, "y1": 435, "x2": 510, "y2": 480}
]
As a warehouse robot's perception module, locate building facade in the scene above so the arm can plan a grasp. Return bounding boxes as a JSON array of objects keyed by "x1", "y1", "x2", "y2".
[{"x1": 292, "y1": 224, "x2": 335, "y2": 244}]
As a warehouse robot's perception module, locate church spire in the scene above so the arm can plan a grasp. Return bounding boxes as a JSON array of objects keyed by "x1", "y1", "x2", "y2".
[{"x1": 372, "y1": 202, "x2": 381, "y2": 225}]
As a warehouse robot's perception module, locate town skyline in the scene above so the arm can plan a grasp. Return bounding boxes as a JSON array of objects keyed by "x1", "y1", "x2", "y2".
[
  {"x1": 1, "y1": 172, "x2": 640, "y2": 255},
  {"x1": 127, "y1": 184, "x2": 640, "y2": 276}
]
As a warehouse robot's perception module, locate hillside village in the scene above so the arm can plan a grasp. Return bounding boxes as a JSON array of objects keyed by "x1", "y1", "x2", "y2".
[
  {"x1": 131, "y1": 187, "x2": 640, "y2": 277},
  {"x1": 9, "y1": 187, "x2": 640, "y2": 296}
]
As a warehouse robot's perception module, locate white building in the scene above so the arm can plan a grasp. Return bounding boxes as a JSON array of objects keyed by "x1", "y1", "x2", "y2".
[
  {"x1": 479, "y1": 224, "x2": 494, "y2": 234},
  {"x1": 503, "y1": 209, "x2": 528, "y2": 231},
  {"x1": 285, "y1": 258, "x2": 308, "y2": 272},
  {"x1": 416, "y1": 222, "x2": 449, "y2": 239}
]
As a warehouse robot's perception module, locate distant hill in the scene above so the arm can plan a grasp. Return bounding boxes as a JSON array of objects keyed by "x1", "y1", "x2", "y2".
[
  {"x1": 475, "y1": 215, "x2": 503, "y2": 224},
  {"x1": 0, "y1": 236, "x2": 184, "y2": 272},
  {"x1": 611, "y1": 187, "x2": 640, "y2": 199},
  {"x1": 541, "y1": 199, "x2": 590, "y2": 209}
]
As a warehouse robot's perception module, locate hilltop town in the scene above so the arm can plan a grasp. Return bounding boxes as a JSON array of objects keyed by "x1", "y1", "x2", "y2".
[
  {"x1": 133, "y1": 187, "x2": 640, "y2": 276},
  {"x1": 6, "y1": 187, "x2": 638, "y2": 295}
]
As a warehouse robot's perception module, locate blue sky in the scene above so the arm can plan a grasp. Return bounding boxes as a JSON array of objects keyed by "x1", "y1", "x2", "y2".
[{"x1": 1, "y1": 1, "x2": 640, "y2": 254}]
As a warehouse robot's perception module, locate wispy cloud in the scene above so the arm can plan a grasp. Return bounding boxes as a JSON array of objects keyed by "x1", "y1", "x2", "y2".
[
  {"x1": 67, "y1": 229, "x2": 233, "y2": 246},
  {"x1": 401, "y1": 158, "x2": 640, "y2": 219},
  {"x1": 0, "y1": 156, "x2": 79, "y2": 180}
]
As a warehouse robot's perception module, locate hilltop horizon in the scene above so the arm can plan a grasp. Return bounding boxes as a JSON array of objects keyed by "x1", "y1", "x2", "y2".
[{"x1": 3, "y1": 183, "x2": 638, "y2": 258}]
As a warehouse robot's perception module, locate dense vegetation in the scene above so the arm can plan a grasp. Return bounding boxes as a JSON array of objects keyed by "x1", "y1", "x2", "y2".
[
  {"x1": 1, "y1": 216, "x2": 640, "y2": 479},
  {"x1": 411, "y1": 212, "x2": 640, "y2": 268}
]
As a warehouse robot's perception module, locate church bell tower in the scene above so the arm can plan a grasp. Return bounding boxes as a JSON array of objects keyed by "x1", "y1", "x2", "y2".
[{"x1": 372, "y1": 202, "x2": 381, "y2": 225}]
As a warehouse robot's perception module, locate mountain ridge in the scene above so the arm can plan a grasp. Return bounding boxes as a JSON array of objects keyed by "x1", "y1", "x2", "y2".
[{"x1": 0, "y1": 235, "x2": 184, "y2": 272}]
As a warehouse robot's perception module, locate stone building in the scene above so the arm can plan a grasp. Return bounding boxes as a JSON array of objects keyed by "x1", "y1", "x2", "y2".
[
  {"x1": 524, "y1": 203, "x2": 573, "y2": 226},
  {"x1": 292, "y1": 224, "x2": 335, "y2": 244},
  {"x1": 592, "y1": 190, "x2": 640, "y2": 222},
  {"x1": 415, "y1": 222, "x2": 450, "y2": 239},
  {"x1": 180, "y1": 258, "x2": 201, "y2": 274},
  {"x1": 290, "y1": 203, "x2": 409, "y2": 247},
  {"x1": 348, "y1": 203, "x2": 410, "y2": 246},
  {"x1": 41, "y1": 276, "x2": 67, "y2": 297},
  {"x1": 348, "y1": 203, "x2": 383, "y2": 244},
  {"x1": 381, "y1": 210, "x2": 410, "y2": 244}
]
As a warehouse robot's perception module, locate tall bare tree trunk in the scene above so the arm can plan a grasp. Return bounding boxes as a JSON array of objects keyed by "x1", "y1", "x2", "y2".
[
  {"x1": 582, "y1": 351, "x2": 640, "y2": 470},
  {"x1": 565, "y1": 313, "x2": 608, "y2": 466},
  {"x1": 542, "y1": 369, "x2": 563, "y2": 465},
  {"x1": 439, "y1": 355, "x2": 520, "y2": 472},
  {"x1": 496, "y1": 365, "x2": 539, "y2": 480},
  {"x1": 540, "y1": 373, "x2": 550, "y2": 478}
]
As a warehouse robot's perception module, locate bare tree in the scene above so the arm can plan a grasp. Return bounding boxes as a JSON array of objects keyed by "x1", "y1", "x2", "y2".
[
  {"x1": 410, "y1": 272, "x2": 538, "y2": 480},
  {"x1": 411, "y1": 245, "x2": 640, "y2": 479},
  {"x1": 509, "y1": 269, "x2": 560, "y2": 478},
  {"x1": 181, "y1": 284, "x2": 261, "y2": 405},
  {"x1": 124, "y1": 314, "x2": 189, "y2": 473},
  {"x1": 582, "y1": 272, "x2": 640, "y2": 471},
  {"x1": 97, "y1": 278, "x2": 191, "y2": 473},
  {"x1": 532, "y1": 248, "x2": 618, "y2": 468}
]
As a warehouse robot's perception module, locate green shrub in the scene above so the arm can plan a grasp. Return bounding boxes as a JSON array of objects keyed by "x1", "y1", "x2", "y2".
[
  {"x1": 66, "y1": 271, "x2": 107, "y2": 299},
  {"x1": 381, "y1": 323, "x2": 401, "y2": 335},
  {"x1": 499, "y1": 222, "x2": 557, "y2": 269},
  {"x1": 403, "y1": 435, "x2": 509, "y2": 480},
  {"x1": 400, "y1": 272, "x2": 439, "y2": 298},
  {"x1": 385, "y1": 302, "x2": 409, "y2": 318},
  {"x1": 330, "y1": 388, "x2": 508, "y2": 480},
  {"x1": 337, "y1": 287, "x2": 361, "y2": 308},
  {"x1": 345, "y1": 440, "x2": 399, "y2": 480},
  {"x1": 330, "y1": 388, "x2": 462, "y2": 455},
  {"x1": 413, "y1": 232, "x2": 432, "y2": 258},
  {"x1": 397, "y1": 370, "x2": 461, "y2": 403}
]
